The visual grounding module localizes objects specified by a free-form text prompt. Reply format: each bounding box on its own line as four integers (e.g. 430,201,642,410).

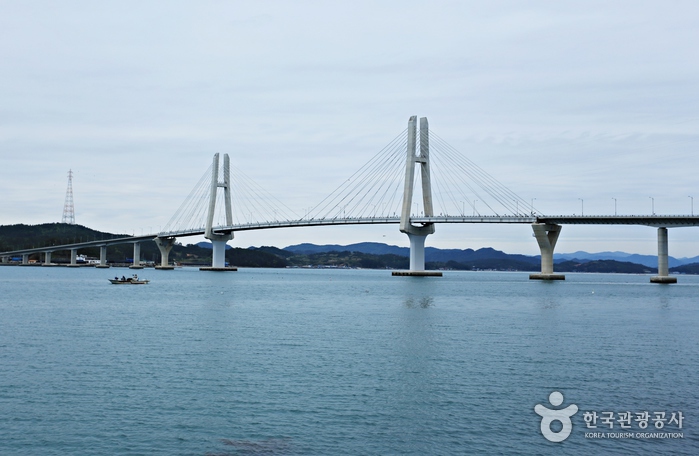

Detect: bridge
3,116,697,283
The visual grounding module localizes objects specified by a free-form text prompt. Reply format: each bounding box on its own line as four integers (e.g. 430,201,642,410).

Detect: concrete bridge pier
129,242,143,269
529,223,565,280
155,237,176,270
67,249,81,267
211,239,227,268
95,245,110,268
392,233,441,277
200,236,237,271
409,233,427,272
21,253,30,265
651,227,676,283
42,251,56,266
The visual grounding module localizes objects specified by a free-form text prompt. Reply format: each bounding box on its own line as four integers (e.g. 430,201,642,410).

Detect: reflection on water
404,296,434,308
538,297,560,309
209,438,293,456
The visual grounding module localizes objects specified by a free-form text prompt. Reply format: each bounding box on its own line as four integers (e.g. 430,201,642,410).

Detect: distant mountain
250,246,296,258
671,262,699,274
426,247,538,265
554,251,699,268
556,259,653,274
282,242,699,273
284,242,539,265
280,243,665,273
285,242,408,256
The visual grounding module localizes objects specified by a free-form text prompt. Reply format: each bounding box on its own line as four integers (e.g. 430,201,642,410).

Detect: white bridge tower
202,153,236,271
394,116,441,276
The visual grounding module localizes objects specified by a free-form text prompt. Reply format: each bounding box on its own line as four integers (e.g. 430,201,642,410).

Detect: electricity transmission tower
62,170,76,224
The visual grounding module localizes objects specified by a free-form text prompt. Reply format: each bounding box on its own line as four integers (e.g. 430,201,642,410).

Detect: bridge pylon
201,153,237,271
393,116,441,277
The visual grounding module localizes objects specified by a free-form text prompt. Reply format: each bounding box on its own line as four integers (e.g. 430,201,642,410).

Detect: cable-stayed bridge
3,116,698,283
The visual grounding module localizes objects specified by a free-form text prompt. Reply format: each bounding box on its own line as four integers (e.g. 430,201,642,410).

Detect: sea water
1,266,697,455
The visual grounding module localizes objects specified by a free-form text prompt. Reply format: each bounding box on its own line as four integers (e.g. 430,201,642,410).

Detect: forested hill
0,223,284,268
0,223,128,251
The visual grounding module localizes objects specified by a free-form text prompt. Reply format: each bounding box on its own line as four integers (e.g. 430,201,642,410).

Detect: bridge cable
305,129,408,220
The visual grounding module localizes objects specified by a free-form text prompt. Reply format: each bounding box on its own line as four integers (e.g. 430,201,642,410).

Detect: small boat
109,274,150,285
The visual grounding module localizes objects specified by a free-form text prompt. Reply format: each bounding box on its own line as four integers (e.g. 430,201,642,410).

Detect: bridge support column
129,242,143,269
95,245,110,268
651,227,676,283
212,239,227,268
393,116,441,277
21,253,29,265
42,251,56,267
529,223,565,280
200,237,237,271
409,233,427,272
67,249,80,267
155,237,176,270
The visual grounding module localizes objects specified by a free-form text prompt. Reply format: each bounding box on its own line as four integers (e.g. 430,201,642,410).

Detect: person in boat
121,275,126,281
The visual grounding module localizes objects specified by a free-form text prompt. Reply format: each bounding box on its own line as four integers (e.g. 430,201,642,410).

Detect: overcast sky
2,1,698,256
